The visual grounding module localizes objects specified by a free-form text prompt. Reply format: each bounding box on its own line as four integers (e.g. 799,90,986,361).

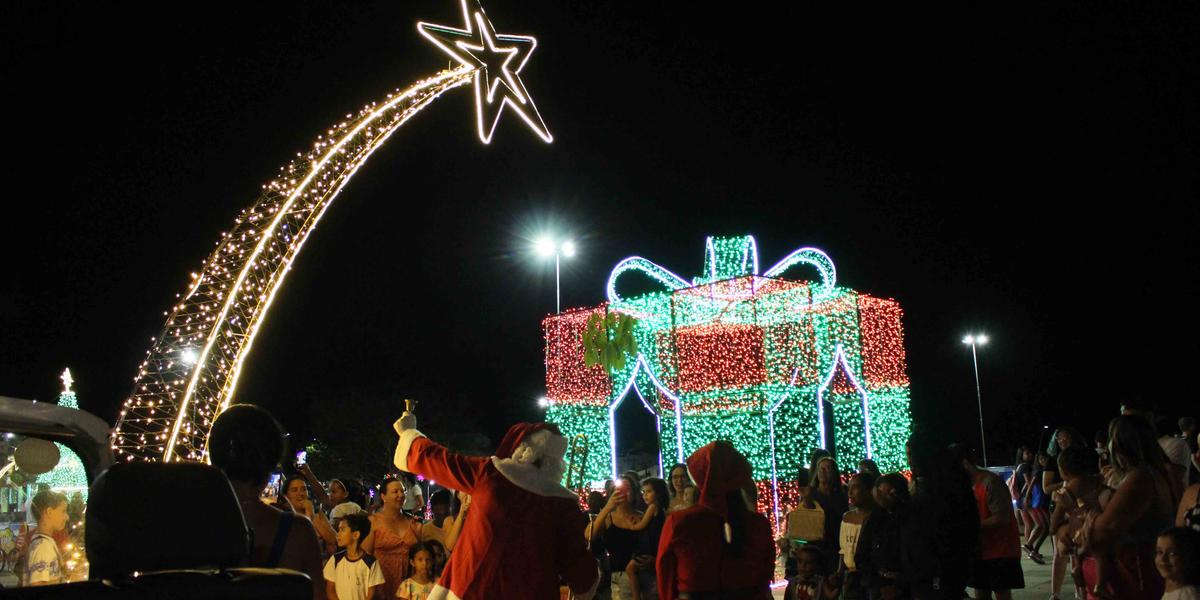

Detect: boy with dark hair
324,511,385,600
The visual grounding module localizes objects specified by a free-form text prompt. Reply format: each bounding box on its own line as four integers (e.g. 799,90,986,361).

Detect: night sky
3,2,1197,463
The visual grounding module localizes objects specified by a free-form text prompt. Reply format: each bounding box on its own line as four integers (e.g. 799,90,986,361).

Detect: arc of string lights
113,0,553,463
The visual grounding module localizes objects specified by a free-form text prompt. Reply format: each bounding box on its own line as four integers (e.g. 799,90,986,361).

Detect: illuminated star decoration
60,367,74,393
418,0,553,144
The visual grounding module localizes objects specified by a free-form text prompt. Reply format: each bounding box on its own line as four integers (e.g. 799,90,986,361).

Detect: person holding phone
592,475,649,600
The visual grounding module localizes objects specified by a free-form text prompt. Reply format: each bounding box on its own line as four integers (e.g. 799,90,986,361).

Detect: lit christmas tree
38,368,89,499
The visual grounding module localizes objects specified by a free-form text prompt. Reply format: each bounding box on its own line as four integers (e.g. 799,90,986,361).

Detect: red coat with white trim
395,418,598,600
656,441,776,600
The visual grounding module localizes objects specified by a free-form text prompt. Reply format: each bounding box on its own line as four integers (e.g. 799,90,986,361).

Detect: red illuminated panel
543,309,612,404
673,324,766,393
857,296,909,389
764,320,820,387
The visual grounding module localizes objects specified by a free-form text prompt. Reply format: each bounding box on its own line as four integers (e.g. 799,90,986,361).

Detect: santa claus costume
394,415,599,600
656,441,776,600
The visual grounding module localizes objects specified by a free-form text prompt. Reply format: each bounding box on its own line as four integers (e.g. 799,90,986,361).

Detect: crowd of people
11,398,1200,600
766,402,1200,600
1000,403,1200,600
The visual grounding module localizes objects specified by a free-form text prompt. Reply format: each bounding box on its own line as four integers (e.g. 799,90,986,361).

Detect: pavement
769,549,1060,599
1012,550,1057,600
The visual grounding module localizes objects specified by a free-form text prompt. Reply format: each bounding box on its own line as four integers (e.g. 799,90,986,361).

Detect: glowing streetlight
535,237,557,257
962,333,989,466
537,396,550,409
534,237,575,313
180,348,199,366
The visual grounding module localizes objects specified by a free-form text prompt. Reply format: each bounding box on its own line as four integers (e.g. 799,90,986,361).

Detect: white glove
394,413,417,435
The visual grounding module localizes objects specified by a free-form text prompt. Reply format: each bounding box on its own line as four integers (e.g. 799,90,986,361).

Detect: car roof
0,395,114,481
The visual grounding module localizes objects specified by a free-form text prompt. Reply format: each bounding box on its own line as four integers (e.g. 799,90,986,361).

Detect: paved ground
770,550,1060,599
1012,551,1057,600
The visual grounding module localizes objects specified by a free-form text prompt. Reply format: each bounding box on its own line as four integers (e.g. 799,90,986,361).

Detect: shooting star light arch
112,0,552,463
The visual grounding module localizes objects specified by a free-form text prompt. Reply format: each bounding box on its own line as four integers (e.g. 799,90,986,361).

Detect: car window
1,431,89,587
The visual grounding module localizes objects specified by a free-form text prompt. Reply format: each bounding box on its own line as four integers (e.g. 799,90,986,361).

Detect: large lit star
418,0,553,144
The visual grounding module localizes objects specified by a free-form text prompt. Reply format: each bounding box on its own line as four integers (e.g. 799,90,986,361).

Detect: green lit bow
582,312,639,374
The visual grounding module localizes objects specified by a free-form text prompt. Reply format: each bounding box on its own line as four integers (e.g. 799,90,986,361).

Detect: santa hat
488,422,576,500
686,441,754,543
495,422,566,461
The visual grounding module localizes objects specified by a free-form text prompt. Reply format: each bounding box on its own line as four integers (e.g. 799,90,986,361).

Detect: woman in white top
836,472,877,599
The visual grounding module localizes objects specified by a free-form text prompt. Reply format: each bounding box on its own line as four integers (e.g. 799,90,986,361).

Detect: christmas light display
39,369,89,499
418,0,552,143
543,235,912,530
112,0,552,463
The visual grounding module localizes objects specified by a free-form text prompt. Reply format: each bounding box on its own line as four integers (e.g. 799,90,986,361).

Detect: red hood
495,422,563,459
686,441,753,516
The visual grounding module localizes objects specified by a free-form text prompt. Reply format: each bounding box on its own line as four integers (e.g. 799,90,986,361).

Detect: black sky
2,1,1197,461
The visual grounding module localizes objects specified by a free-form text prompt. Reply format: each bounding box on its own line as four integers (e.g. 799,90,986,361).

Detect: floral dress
373,516,422,598
396,577,435,599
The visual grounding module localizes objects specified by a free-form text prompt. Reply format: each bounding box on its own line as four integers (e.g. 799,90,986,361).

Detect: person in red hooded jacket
393,411,599,600
656,441,776,600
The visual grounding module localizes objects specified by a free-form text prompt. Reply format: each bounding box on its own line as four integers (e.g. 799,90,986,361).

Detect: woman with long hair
362,474,428,598
1080,415,1182,599
667,463,695,513
591,473,650,600
837,471,877,599
625,477,670,600
1010,446,1040,561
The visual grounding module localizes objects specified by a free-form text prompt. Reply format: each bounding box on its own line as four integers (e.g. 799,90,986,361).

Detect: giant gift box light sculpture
542,236,912,528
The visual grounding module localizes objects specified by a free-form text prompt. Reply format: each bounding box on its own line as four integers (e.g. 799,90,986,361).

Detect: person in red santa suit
393,412,599,600
656,440,776,600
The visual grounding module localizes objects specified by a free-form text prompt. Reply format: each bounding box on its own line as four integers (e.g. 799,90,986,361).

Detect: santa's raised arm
394,413,599,600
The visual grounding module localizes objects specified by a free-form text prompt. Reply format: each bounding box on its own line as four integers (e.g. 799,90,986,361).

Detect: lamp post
535,237,575,313
962,334,989,466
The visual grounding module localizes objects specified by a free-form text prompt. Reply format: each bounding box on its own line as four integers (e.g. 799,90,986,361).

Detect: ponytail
723,489,747,558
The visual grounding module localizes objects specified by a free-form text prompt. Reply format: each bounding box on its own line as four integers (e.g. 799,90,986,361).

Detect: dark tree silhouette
304,384,491,482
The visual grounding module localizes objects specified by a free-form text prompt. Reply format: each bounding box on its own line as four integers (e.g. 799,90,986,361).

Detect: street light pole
535,236,574,314
963,334,989,466
970,341,987,467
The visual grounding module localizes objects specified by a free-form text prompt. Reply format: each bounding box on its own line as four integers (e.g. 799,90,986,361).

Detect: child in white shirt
324,512,385,600
23,490,69,587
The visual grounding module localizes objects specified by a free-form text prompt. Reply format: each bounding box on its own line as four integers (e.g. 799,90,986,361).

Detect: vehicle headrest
86,462,249,580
